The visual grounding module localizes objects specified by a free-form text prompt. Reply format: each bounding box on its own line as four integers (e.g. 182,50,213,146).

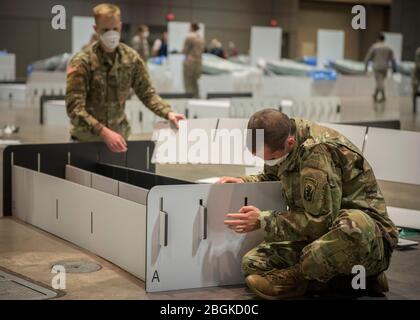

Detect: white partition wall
383,32,403,64
146,181,285,292
363,128,420,230
320,123,367,152
364,128,420,186
250,26,282,66
12,163,285,292
13,165,147,279
317,29,344,68
0,54,15,81
72,16,95,54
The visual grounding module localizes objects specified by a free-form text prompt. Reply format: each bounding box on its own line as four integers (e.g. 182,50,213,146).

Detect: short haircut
191,22,200,32
246,109,295,153
138,24,148,32
93,3,121,24
378,33,385,41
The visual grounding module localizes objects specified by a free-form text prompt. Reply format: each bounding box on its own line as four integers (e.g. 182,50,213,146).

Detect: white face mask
264,153,289,166
143,31,149,38
100,30,120,51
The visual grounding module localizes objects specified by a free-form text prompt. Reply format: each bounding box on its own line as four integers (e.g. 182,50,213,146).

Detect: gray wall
0,0,299,78
390,0,420,61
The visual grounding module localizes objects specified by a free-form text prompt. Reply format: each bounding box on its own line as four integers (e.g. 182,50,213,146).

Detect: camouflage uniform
364,42,396,101
66,41,172,141
182,32,204,98
241,118,398,283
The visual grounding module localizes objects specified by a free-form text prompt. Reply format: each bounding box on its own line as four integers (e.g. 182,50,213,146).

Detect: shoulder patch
67,65,77,75
303,178,316,202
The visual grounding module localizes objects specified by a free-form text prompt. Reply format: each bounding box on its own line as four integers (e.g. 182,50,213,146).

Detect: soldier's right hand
217,177,245,184
100,127,128,153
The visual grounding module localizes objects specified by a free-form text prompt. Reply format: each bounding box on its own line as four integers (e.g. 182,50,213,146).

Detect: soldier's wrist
258,211,272,231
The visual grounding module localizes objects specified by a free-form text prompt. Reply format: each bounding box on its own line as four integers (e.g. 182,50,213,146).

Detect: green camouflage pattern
65,41,172,141
241,118,398,282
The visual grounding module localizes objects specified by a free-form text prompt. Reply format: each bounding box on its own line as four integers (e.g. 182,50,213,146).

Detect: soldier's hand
224,205,261,233
100,127,128,153
168,112,186,129
217,177,245,184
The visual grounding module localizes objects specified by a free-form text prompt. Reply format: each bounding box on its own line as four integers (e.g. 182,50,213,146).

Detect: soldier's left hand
168,112,186,129
224,205,261,234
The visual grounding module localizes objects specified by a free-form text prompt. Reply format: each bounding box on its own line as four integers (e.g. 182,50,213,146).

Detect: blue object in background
149,56,167,65
307,69,337,81
0,50,8,56
302,56,317,66
26,64,34,75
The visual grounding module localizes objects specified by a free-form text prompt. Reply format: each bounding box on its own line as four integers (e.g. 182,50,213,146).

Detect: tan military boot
245,264,308,300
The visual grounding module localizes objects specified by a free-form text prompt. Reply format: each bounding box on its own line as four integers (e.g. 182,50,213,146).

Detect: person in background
182,22,204,98
152,31,168,57
412,47,420,113
66,3,184,152
227,41,239,58
131,24,150,61
364,33,396,103
209,38,226,59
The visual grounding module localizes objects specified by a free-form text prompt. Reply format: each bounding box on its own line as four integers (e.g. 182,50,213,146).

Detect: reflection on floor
1,217,419,300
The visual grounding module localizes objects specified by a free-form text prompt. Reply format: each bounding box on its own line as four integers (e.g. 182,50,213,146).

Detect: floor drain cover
0,270,58,300
51,261,102,273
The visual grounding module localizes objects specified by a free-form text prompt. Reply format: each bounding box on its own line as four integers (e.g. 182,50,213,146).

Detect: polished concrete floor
1,95,420,299
1,217,419,300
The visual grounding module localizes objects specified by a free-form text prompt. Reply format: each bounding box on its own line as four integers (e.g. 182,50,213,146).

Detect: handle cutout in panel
159,211,168,247
199,202,208,240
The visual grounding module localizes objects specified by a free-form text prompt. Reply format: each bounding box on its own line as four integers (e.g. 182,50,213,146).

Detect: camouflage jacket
65,41,172,141
242,118,398,249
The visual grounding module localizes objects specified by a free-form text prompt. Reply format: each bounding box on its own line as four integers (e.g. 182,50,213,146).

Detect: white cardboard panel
250,26,282,66
146,181,286,292
43,100,69,127
72,16,95,54
65,165,91,187
152,119,219,164
320,123,367,152
363,128,420,185
187,99,231,119
388,206,420,230
383,32,403,64
91,173,119,196
317,29,344,68
89,192,147,279
118,181,148,206
13,165,146,280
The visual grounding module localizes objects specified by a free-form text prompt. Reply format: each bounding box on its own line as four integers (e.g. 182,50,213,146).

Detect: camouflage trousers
242,209,391,282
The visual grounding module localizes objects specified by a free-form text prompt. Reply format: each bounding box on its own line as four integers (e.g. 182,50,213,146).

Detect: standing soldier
220,109,398,300
182,22,204,98
131,25,150,62
66,4,184,152
364,33,397,103
412,47,420,113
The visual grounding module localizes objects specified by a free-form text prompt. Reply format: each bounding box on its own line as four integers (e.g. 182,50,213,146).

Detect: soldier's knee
335,209,375,241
